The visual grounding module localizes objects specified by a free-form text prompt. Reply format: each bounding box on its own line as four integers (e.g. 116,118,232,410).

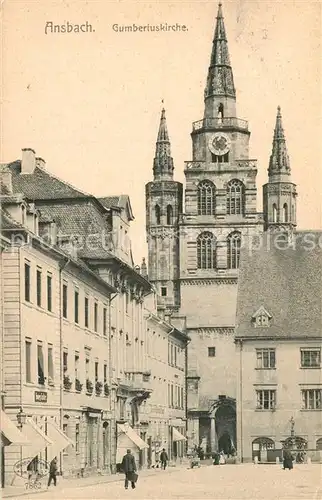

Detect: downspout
59,257,70,476
238,339,244,463
109,292,118,474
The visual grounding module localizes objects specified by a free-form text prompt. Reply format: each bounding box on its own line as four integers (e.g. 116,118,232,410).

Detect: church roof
235,232,322,340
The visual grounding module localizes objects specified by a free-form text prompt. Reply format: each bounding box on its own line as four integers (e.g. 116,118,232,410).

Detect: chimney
21,148,36,174
36,157,46,169
0,167,13,194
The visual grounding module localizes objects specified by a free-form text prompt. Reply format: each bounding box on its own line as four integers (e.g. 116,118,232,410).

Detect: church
145,3,298,456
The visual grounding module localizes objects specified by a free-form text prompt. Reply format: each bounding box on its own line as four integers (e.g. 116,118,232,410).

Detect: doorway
215,404,236,454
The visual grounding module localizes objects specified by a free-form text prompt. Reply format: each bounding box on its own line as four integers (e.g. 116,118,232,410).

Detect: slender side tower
263,106,297,231
145,108,183,318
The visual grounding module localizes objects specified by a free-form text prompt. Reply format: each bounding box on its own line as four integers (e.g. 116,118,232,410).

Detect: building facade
145,3,298,456
235,232,322,463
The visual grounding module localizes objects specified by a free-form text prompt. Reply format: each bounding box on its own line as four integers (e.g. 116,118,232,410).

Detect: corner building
146,3,298,455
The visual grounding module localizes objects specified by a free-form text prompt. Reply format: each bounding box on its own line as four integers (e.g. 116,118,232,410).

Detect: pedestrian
283,447,294,470
47,458,58,487
160,448,169,470
121,449,137,490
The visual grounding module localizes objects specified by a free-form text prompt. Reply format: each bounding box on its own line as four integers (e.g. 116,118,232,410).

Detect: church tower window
166,205,173,225
283,203,288,222
197,232,216,269
272,204,277,223
227,232,241,269
226,179,245,215
155,204,161,225
198,181,216,215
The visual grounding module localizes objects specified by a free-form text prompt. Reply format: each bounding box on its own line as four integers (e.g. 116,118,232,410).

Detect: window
171,384,174,407
181,387,184,409
74,290,79,324
256,390,276,410
62,283,68,319
85,357,90,379
198,181,215,216
48,344,54,384
24,262,31,302
197,232,216,269
166,205,173,225
94,302,98,332
85,297,89,328
95,361,99,382
75,353,79,380
161,287,167,297
316,438,322,450
283,203,288,222
37,343,45,385
227,232,241,269
208,347,216,357
256,314,269,327
104,364,108,383
125,293,129,314
301,349,320,368
174,346,177,366
75,423,80,453
25,339,32,383
155,205,161,225
302,389,322,410
63,351,68,374
103,307,107,336
226,179,245,215
256,349,276,369
119,398,125,419
272,204,277,223
47,274,52,312
36,268,42,307
212,152,229,163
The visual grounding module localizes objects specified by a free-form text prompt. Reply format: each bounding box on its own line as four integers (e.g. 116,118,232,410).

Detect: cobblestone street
7,464,322,500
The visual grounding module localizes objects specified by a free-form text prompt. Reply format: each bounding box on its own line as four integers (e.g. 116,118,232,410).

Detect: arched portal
215,403,236,455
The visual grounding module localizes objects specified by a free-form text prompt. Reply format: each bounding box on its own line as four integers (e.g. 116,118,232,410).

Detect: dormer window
252,306,272,328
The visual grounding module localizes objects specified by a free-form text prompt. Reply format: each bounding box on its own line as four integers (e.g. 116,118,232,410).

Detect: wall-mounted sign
34,391,47,403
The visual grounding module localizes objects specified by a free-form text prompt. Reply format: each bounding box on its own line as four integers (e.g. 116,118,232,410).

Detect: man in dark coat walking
160,448,168,470
121,449,137,489
47,458,58,487
283,447,294,470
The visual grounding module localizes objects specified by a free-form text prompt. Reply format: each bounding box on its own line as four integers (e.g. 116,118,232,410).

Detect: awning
21,418,53,464
117,423,148,449
0,410,31,446
46,420,75,462
172,427,187,442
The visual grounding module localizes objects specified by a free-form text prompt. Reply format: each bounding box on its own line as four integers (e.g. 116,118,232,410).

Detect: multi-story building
138,294,188,467
145,3,298,455
0,180,117,484
235,231,322,463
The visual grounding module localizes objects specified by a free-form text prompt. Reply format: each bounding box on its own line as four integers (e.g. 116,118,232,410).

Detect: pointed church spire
205,3,235,102
268,106,291,178
153,107,174,181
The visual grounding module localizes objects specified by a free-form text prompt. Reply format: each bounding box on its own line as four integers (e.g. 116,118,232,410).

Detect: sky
2,0,322,264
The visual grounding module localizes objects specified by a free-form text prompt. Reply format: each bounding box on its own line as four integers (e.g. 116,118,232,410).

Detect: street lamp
16,407,27,428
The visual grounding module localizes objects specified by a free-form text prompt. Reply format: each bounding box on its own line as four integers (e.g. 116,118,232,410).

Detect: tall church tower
145,108,183,317
263,106,297,231
178,3,263,453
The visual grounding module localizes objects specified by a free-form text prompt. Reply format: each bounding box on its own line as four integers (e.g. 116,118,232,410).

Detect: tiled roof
235,231,322,340
98,195,134,220
98,196,121,208
0,208,23,230
7,161,90,200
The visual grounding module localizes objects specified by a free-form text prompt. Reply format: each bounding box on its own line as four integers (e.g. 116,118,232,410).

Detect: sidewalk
3,463,189,498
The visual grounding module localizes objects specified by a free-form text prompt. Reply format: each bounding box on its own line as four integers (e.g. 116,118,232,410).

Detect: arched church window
283,203,288,223
166,205,173,225
155,205,161,225
218,103,224,123
227,231,241,269
197,232,216,269
226,179,245,215
292,204,295,221
198,181,216,216
272,204,278,223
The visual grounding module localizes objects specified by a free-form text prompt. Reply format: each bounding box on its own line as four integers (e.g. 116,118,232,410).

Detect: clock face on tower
208,133,231,155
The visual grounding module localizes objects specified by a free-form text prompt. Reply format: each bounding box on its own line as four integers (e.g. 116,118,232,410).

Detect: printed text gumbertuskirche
112,23,188,32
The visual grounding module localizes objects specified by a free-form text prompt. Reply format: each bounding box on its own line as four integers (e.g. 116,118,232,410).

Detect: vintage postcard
0,0,321,499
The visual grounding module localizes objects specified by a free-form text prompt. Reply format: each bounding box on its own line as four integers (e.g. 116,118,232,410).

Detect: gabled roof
98,195,134,221
251,306,272,320
6,161,90,200
235,231,322,340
